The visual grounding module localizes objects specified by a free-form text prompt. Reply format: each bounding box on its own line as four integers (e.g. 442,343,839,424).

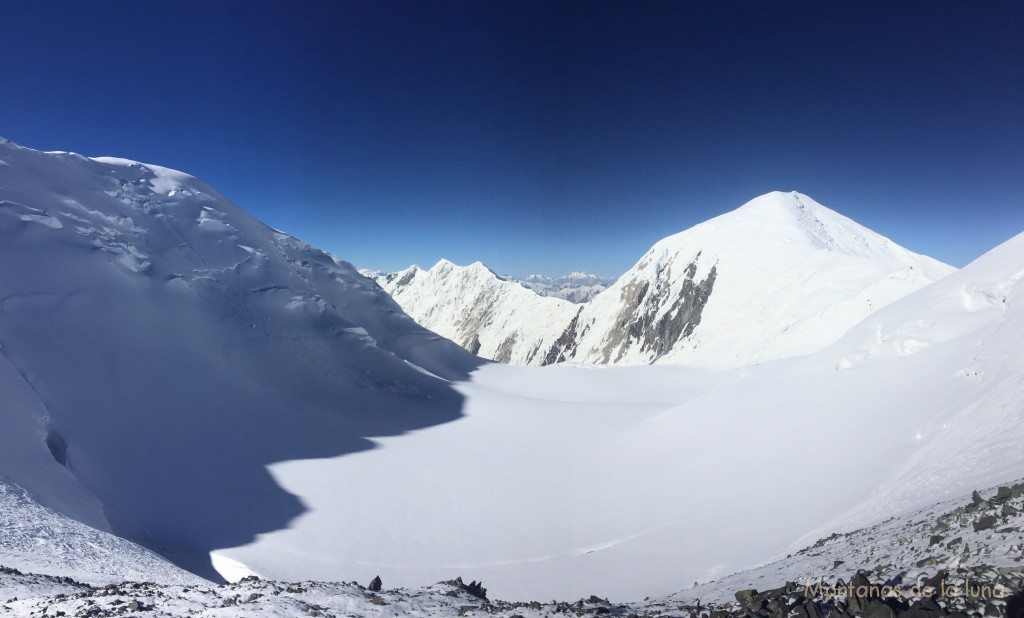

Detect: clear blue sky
3,1,1021,276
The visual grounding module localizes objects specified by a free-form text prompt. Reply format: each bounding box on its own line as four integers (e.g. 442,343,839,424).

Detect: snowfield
1,136,1022,611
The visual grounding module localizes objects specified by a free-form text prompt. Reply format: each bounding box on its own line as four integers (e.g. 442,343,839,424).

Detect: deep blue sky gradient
3,1,1022,275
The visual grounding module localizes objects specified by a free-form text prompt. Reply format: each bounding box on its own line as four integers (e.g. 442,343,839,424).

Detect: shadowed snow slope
0,137,483,580
376,192,954,368
0,476,204,586
227,232,1023,601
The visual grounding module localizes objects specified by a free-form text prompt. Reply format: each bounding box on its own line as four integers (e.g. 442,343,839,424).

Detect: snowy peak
373,258,578,362
565,271,602,280
376,191,955,368
653,191,891,262
587,192,955,367
430,258,495,275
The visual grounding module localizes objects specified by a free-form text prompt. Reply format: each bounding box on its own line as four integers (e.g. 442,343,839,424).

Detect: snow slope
224,231,1023,601
375,192,954,368
0,136,481,581
0,476,203,586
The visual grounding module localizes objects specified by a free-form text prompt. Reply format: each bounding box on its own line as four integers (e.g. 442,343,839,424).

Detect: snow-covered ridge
374,191,955,368
0,136,481,582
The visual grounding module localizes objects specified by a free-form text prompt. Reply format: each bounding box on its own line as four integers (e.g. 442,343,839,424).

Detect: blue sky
3,1,1022,276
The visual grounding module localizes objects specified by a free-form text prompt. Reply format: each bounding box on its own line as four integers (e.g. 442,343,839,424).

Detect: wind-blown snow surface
225,232,1024,601
375,192,954,368
0,137,481,580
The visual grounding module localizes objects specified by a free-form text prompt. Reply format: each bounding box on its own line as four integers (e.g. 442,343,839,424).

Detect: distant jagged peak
432,257,456,270
465,260,494,273
429,258,499,278
518,271,612,284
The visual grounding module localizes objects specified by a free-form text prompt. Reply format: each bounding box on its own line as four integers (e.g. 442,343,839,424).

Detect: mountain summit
374,191,954,368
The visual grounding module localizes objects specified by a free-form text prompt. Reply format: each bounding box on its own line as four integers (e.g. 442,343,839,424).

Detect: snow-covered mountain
373,192,954,368
513,272,616,303
0,136,480,581
3,137,1022,606
371,260,580,362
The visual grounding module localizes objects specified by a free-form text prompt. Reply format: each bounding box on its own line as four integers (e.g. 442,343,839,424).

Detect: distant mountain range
357,269,616,304
513,272,616,303
370,191,954,368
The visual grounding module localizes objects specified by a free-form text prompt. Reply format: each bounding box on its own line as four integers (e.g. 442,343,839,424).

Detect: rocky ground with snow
3,481,1021,617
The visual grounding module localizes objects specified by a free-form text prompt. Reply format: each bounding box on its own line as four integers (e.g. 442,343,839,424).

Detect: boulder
368,575,382,592
974,515,998,532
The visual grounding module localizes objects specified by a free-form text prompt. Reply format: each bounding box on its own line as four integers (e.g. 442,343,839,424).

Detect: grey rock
862,600,896,618
974,516,998,532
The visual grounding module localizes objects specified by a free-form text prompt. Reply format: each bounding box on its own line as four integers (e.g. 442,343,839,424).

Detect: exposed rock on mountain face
601,256,717,362
372,192,954,369
543,306,585,365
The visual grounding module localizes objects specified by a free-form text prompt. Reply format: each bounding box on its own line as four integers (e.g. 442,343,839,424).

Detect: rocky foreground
2,482,1022,617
